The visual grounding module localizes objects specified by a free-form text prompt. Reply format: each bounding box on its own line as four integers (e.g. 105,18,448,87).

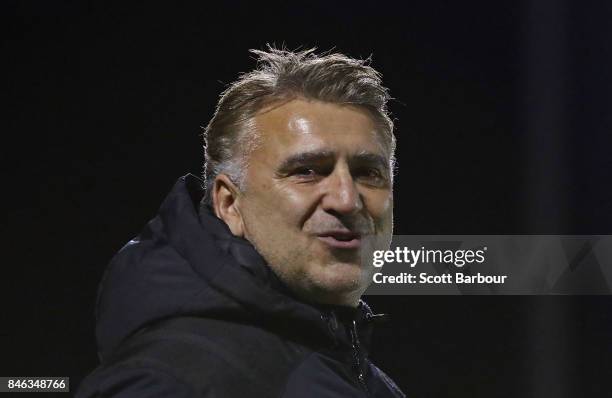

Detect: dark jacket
77,174,405,397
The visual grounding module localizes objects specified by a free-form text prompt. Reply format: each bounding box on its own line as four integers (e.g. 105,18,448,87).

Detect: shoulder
76,364,194,398
79,317,310,398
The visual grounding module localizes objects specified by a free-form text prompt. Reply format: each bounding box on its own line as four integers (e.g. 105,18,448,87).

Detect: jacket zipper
349,319,369,395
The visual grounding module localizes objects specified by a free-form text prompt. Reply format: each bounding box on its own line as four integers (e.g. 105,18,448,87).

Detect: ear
212,174,245,237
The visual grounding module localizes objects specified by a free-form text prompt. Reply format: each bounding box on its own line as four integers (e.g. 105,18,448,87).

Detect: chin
312,262,366,295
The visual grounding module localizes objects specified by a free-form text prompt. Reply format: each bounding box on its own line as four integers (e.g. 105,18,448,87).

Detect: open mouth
316,231,362,249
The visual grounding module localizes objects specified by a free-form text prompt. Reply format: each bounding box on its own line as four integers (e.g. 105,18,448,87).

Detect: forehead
251,99,388,158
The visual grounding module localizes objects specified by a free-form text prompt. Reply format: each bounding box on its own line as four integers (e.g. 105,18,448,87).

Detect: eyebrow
276,150,334,173
352,150,390,171
276,150,389,173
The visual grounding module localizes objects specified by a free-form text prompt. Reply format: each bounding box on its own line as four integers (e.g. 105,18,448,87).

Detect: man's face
233,99,393,306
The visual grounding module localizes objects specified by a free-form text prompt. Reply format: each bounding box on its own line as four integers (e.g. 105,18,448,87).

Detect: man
77,47,405,397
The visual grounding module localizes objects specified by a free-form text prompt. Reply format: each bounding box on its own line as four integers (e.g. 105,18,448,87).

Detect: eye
355,167,387,186
293,167,317,177
290,166,327,182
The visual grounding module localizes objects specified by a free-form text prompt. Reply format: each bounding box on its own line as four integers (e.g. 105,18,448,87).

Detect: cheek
365,190,393,222
275,186,321,229
247,182,318,229
367,193,393,250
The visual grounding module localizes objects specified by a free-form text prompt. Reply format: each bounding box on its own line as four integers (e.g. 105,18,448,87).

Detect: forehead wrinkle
250,99,391,168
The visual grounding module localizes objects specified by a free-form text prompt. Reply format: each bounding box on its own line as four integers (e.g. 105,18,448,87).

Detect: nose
320,166,364,216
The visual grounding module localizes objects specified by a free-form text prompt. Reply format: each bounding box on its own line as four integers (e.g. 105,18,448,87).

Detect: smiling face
213,98,393,307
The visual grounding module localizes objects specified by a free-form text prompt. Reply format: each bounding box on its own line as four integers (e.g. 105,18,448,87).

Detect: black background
3,1,612,397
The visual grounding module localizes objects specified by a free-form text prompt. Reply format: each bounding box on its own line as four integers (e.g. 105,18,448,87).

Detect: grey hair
202,45,395,205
